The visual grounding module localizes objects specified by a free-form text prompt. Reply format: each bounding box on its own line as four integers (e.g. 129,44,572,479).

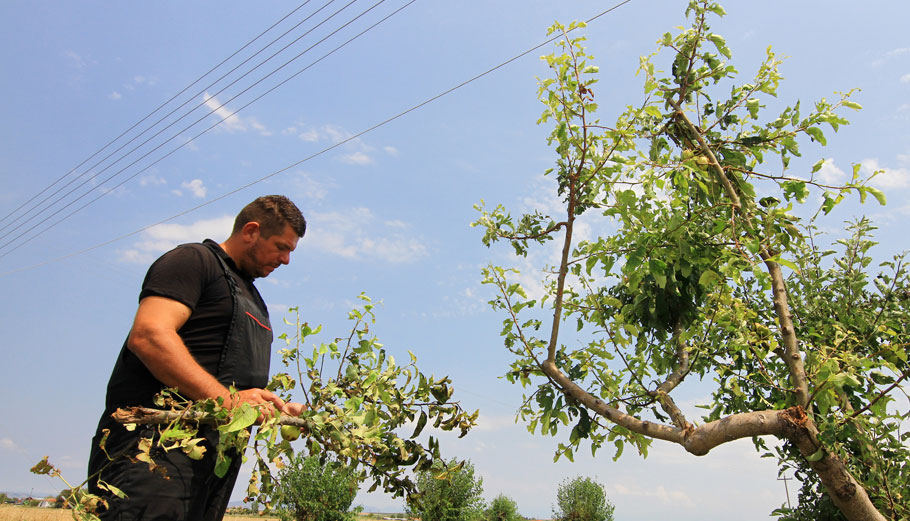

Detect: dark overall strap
202,242,272,389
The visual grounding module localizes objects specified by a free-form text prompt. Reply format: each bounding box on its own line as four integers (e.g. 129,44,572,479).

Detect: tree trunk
538,363,887,521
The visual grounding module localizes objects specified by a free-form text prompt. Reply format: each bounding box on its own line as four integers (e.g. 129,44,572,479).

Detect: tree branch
650,323,691,430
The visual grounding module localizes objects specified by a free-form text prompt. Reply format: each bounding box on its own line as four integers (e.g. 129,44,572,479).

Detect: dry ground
0,504,281,521
0,505,408,521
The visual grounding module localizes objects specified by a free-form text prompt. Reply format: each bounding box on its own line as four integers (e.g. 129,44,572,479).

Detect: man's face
242,223,299,278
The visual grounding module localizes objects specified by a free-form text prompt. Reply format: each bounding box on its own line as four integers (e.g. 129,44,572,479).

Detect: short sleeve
138,244,217,312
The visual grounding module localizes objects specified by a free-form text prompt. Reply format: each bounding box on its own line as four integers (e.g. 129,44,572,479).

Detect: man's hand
283,402,307,416
229,388,287,421
228,389,306,421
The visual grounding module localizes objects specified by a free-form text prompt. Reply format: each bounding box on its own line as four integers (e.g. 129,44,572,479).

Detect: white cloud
0,438,23,453
299,128,320,142
139,174,166,187
284,122,384,166
108,91,122,100
62,49,91,69
203,92,244,132
183,136,200,151
118,215,233,264
322,125,348,143
901,73,910,84
521,174,566,217
249,119,271,137
307,208,428,263
180,179,207,198
340,151,373,165
872,47,910,67
289,171,333,201
610,483,696,508
815,158,847,185
862,158,910,189
202,92,271,136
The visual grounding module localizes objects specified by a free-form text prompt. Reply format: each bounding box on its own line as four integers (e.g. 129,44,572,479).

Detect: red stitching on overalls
245,311,271,331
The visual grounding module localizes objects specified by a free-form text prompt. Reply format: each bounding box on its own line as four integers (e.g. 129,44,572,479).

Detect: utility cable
0,0,405,259
0,0,635,276
0,0,356,245
0,0,314,230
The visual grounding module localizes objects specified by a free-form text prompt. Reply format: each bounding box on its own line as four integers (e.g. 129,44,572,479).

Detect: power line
0,0,315,230
0,0,635,276
0,0,392,255
0,0,407,260
0,0,357,245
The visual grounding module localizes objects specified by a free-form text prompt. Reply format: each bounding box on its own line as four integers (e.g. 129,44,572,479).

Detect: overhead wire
0,0,635,277
0,0,407,261
0,0,315,231
0,0,394,256
0,0,359,247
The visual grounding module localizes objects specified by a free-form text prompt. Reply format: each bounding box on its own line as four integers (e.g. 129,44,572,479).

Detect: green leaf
746,98,759,119
775,258,800,274
865,186,887,205
707,34,732,58
805,126,826,145
806,447,825,462
219,404,258,433
96,479,127,499
644,105,662,118
698,270,721,287
214,453,233,478
411,411,428,439
811,159,825,173
842,100,862,110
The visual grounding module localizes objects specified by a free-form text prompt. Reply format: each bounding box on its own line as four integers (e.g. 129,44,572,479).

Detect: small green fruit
280,425,301,441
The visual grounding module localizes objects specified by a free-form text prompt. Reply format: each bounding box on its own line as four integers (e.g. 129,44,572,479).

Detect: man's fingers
284,402,306,416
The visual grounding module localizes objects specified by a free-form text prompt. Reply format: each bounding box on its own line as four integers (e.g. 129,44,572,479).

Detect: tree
473,2,908,520
407,459,485,521
552,476,614,521
484,494,522,521
273,453,360,521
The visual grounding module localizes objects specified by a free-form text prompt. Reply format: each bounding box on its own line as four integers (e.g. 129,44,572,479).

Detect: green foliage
406,459,485,521
273,453,360,521
552,476,614,521
769,219,910,519
33,294,478,520
473,1,906,519
484,494,523,521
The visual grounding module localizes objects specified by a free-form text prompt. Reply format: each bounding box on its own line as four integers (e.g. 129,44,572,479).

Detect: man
88,195,307,520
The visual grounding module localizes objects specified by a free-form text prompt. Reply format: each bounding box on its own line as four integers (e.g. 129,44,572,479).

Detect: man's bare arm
127,296,291,414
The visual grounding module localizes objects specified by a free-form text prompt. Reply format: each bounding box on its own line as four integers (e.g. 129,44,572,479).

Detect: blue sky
1,1,908,519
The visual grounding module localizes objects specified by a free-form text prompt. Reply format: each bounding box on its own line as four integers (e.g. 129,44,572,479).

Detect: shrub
273,453,360,521
552,476,614,521
407,459,484,521
484,494,522,521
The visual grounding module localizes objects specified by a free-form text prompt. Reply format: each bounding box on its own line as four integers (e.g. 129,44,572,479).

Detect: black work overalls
88,242,273,521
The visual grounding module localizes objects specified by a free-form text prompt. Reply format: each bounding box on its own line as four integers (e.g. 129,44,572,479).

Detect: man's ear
240,221,261,243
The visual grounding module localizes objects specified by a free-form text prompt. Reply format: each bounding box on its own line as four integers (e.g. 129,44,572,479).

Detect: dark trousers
88,424,242,521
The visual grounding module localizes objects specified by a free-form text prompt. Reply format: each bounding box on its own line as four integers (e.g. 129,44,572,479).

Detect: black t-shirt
102,239,268,411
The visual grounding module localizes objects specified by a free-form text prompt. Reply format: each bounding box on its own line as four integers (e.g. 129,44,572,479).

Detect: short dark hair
233,195,306,238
